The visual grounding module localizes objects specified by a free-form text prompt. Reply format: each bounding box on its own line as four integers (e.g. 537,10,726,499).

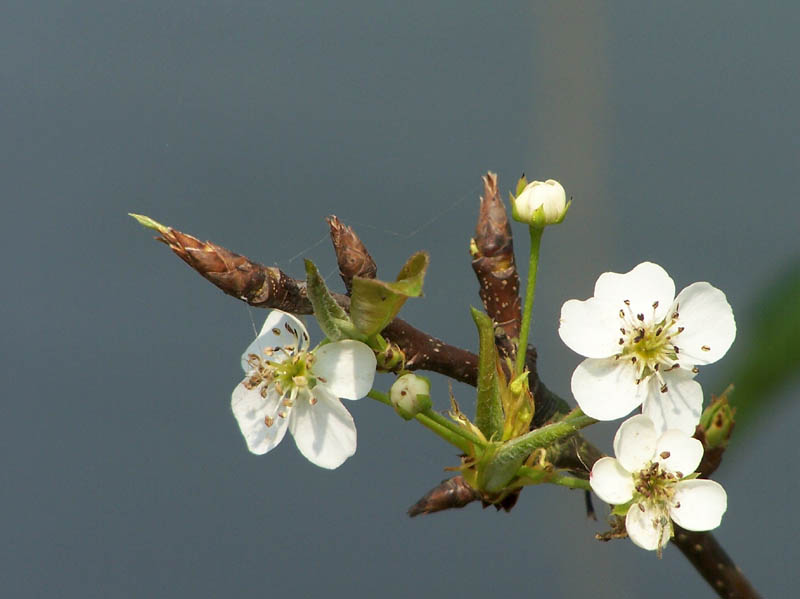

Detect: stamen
619,338,624,345
672,312,679,320
264,416,274,427
691,367,699,374
660,451,670,459
619,309,625,319
271,327,281,336
620,328,627,335
652,301,659,309
623,299,630,306
655,327,663,336
677,326,684,334
637,313,644,321
701,345,711,352
309,396,318,406
660,383,668,393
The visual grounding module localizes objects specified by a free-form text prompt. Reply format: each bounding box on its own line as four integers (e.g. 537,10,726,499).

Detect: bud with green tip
511,178,569,227
390,373,432,420
699,393,736,450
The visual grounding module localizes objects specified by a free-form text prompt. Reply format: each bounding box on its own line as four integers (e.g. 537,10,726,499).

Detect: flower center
615,299,686,391
244,348,319,426
630,455,685,552
633,459,679,503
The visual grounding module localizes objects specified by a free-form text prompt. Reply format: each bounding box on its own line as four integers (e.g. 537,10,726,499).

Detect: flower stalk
515,225,544,375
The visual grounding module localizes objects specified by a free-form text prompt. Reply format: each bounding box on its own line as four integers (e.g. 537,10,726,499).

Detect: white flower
511,179,568,226
559,262,735,434
590,415,727,551
231,310,377,469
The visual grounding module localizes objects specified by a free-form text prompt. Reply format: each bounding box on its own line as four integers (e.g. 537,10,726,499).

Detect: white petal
626,502,672,551
670,480,727,531
654,430,703,477
672,282,736,366
570,358,646,421
558,297,623,358
313,340,376,400
593,262,675,322
289,387,357,469
590,457,635,505
642,369,703,435
613,415,658,473
240,310,309,372
230,381,289,455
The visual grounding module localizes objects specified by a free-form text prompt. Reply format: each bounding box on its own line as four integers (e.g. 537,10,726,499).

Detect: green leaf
304,259,352,341
471,307,504,440
480,411,596,492
721,260,800,431
349,252,429,336
477,442,526,494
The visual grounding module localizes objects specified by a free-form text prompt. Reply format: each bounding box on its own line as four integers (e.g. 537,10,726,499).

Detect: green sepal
611,500,633,518
305,259,356,341
471,307,504,440
350,252,429,336
514,175,529,197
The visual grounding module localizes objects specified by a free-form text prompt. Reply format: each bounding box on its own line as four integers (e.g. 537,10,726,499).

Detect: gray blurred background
3,1,798,597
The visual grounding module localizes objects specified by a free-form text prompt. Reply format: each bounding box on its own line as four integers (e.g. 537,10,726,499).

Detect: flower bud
390,373,432,420
699,394,735,450
511,179,568,227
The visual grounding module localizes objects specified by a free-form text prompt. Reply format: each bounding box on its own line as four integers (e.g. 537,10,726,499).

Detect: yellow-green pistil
244,347,320,426
615,300,692,392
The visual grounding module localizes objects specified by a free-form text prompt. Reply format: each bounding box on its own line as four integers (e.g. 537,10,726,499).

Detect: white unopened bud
390,373,432,420
511,179,568,227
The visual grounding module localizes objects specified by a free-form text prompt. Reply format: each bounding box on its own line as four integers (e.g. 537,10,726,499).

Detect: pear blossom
590,415,727,551
231,310,377,469
511,179,568,226
559,262,735,434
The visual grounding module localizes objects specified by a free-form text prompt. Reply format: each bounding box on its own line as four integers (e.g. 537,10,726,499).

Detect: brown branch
672,528,762,599
146,222,481,385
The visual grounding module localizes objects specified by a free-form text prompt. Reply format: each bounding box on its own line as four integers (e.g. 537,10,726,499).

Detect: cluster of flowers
559,261,735,550
229,179,735,552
